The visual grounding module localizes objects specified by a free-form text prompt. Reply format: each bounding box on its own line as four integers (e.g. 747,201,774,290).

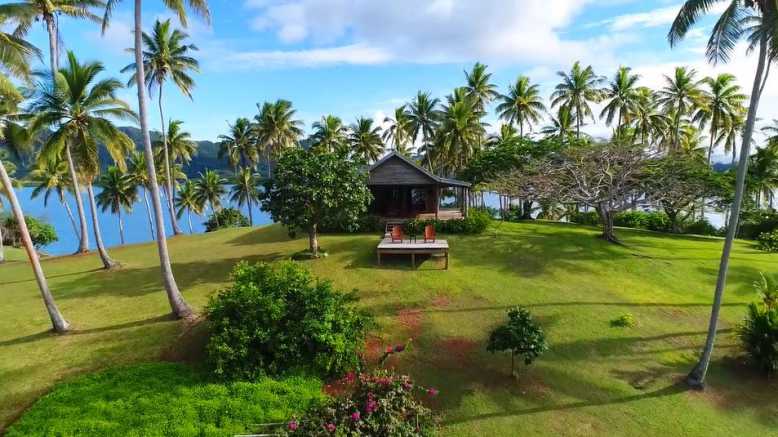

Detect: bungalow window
439,188,459,210
411,188,427,212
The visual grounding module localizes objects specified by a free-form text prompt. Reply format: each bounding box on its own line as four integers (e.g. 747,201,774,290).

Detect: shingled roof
367,152,471,188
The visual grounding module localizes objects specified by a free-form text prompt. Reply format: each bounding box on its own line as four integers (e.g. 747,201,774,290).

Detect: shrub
1,215,58,249
404,209,492,236
204,207,250,232
613,211,671,232
610,313,636,328
683,219,719,236
486,306,548,377
757,230,778,252
754,273,778,310
206,261,372,380
738,210,778,240
738,303,778,375
7,363,324,437
568,210,600,226
281,369,437,436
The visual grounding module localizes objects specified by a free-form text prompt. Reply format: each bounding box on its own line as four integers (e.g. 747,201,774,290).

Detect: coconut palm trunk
141,187,155,239
118,208,125,245
85,183,115,269
0,158,69,332
187,209,193,234
60,194,80,240
46,15,89,254
158,86,183,235
64,143,90,253
687,35,768,389
247,197,253,226
133,0,192,319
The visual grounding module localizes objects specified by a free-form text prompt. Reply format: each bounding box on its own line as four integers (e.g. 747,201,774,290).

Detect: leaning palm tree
310,114,348,154
217,117,256,172
122,18,199,236
656,67,704,152
382,107,413,155
254,99,303,178
348,117,384,163
102,0,209,319
229,168,259,226
600,66,641,129
668,0,778,388
464,62,499,112
31,51,137,270
127,150,155,239
551,61,604,138
0,48,69,331
96,165,137,245
194,169,226,218
174,179,201,233
694,74,746,164
496,75,546,137
407,91,440,156
29,156,80,240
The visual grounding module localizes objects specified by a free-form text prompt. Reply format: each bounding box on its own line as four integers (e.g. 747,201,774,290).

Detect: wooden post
463,187,469,218
411,252,416,269
435,185,439,220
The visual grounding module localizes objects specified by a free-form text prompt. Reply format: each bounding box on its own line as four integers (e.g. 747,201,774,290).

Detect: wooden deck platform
376,238,449,269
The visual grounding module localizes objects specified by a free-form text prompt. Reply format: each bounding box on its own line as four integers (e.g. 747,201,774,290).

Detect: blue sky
15,0,776,161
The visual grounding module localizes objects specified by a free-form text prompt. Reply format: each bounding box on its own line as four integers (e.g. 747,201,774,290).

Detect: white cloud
234,0,626,68
599,2,730,31
221,43,392,68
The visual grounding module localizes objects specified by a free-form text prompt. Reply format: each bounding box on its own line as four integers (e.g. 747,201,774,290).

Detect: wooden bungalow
367,152,471,221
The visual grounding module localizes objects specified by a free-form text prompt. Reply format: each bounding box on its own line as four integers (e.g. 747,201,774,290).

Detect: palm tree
600,67,641,129
434,92,485,173
464,62,499,112
96,166,137,245
349,117,384,163
748,143,778,208
217,117,256,172
656,67,704,152
29,157,80,240
541,105,575,142
632,87,670,149
669,0,778,388
487,124,520,148
122,18,199,236
407,91,440,159
496,75,546,137
229,168,259,226
2,1,102,255
764,119,778,145
551,61,604,138
175,179,201,233
102,0,209,319
694,74,746,164
194,169,226,220
382,107,412,155
159,119,197,167
254,99,303,178
31,51,136,270
127,150,155,239
718,112,746,165
0,29,69,330
310,114,348,154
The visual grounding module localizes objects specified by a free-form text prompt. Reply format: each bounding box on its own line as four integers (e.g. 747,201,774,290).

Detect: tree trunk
60,195,80,241
118,208,125,245
0,159,69,332
158,87,183,236
188,209,193,234
65,143,90,254
247,197,253,226
308,224,319,257
142,187,155,240
86,183,115,269
687,34,769,390
134,0,192,319
45,15,58,77
521,199,533,220
596,203,618,243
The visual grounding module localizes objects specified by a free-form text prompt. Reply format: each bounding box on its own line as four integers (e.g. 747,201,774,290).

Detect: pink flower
385,345,394,354
365,398,378,414
402,381,413,390
326,423,336,433
351,411,361,422
427,388,439,397
344,371,356,384
394,344,406,353
288,420,299,432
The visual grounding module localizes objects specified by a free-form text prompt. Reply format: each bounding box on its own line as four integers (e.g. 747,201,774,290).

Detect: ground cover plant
1,223,778,436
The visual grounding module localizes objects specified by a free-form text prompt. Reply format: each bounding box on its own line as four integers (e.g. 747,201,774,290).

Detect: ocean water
2,186,272,256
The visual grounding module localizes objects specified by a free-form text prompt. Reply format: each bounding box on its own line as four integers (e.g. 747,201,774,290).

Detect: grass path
1,222,777,435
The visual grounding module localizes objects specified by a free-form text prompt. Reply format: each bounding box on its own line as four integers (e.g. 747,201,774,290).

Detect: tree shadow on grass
52,252,284,301
0,267,103,286
225,225,298,246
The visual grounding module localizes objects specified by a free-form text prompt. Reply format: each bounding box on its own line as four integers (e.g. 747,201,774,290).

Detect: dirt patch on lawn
431,294,451,309
396,308,424,338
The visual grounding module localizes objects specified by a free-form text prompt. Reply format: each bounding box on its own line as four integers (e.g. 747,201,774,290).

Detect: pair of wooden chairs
390,224,436,243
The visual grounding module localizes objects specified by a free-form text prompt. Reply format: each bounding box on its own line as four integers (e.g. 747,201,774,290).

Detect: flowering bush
757,230,778,252
281,369,437,436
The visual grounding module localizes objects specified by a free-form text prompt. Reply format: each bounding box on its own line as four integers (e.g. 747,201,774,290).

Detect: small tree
487,306,548,377
260,148,372,257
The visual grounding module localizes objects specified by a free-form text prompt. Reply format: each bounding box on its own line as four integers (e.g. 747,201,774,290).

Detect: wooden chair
423,224,436,242
390,225,404,243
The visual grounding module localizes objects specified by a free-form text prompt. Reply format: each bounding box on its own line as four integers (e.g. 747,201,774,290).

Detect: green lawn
1,222,777,435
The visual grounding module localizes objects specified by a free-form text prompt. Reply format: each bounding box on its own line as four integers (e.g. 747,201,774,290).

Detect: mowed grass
1,222,777,436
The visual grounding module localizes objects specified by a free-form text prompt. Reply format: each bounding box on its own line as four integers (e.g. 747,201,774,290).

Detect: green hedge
739,210,778,240
405,209,492,235
7,363,324,437
568,210,719,236
204,208,250,232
